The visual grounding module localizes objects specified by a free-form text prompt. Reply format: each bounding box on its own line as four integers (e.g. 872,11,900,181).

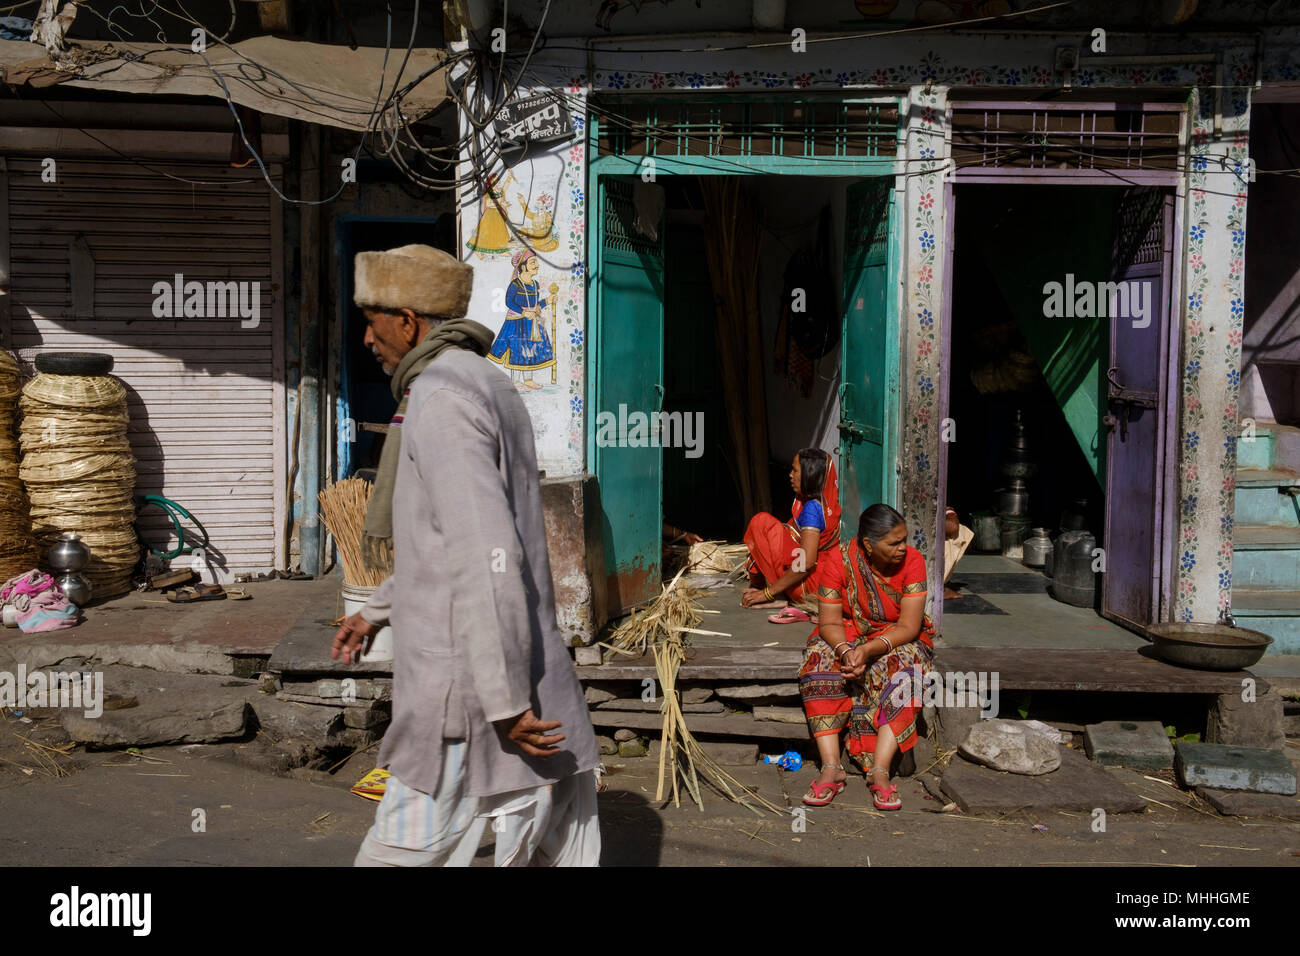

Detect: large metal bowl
1145,622,1273,671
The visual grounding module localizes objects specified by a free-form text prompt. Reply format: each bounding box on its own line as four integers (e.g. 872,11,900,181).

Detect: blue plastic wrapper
763,750,803,772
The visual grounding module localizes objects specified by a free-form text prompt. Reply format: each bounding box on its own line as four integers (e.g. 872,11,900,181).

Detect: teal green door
593,177,666,610
837,179,895,530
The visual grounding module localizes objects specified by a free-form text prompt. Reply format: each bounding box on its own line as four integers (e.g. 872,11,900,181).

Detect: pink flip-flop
870,780,902,810
802,778,845,807
768,605,812,624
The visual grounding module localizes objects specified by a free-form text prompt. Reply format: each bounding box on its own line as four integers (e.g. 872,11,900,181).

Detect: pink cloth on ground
0,569,80,632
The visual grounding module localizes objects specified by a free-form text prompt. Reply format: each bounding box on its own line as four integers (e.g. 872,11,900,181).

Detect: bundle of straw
604,568,783,817
318,478,390,587
18,371,138,598
0,350,37,580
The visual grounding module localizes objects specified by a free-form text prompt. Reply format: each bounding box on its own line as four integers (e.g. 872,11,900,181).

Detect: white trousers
353,741,601,867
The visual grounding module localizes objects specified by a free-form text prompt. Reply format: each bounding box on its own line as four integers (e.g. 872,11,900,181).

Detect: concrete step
1233,470,1300,527
1238,426,1278,470
1231,526,1300,589
1239,424,1300,473
1229,589,1300,654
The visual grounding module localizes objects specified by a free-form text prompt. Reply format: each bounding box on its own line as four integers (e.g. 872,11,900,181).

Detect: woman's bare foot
817,762,848,787
944,586,962,600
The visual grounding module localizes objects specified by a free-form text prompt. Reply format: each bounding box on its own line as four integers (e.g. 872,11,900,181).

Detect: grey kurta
359,347,598,798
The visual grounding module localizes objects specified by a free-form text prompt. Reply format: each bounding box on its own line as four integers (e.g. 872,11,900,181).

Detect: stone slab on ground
64,698,252,748
1175,741,1297,795
1196,787,1300,820
934,706,983,752
267,615,395,677
648,739,759,766
1205,690,1286,750
714,683,800,706
940,747,1146,813
343,701,392,729
959,718,1061,775
596,698,725,714
57,666,261,748
211,735,321,776
752,705,806,724
280,678,392,701
1084,720,1175,771
250,695,344,740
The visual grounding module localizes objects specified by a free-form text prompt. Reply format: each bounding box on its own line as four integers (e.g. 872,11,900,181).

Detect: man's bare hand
331,612,379,665
494,709,565,758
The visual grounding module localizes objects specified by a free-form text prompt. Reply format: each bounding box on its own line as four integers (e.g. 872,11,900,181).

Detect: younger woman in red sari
799,503,935,810
741,448,840,624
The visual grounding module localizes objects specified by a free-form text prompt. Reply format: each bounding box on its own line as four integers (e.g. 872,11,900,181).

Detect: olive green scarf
361,319,495,571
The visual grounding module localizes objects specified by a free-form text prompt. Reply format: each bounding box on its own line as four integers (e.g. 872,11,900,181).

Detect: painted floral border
520,52,1257,622
903,86,943,584
590,56,1220,94
1176,81,1251,623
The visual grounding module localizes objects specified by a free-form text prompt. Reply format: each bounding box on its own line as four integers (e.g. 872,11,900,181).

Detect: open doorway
940,183,1176,645
593,170,898,612
660,176,848,544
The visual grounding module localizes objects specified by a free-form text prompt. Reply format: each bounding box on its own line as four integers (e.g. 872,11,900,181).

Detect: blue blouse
794,499,825,532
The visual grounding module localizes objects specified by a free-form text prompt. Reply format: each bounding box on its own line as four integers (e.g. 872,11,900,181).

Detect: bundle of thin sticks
663,538,751,578
603,568,783,816
318,478,390,587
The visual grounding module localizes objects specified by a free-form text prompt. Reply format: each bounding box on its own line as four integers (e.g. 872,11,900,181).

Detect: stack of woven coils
18,353,139,600
0,349,38,580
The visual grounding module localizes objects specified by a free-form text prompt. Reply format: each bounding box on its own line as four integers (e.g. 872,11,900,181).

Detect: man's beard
372,347,394,376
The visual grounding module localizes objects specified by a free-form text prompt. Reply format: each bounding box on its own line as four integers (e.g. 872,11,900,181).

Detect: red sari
798,538,935,771
743,462,841,605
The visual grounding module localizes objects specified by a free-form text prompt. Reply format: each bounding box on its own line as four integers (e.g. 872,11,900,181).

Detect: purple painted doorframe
936,187,1183,634
933,179,957,631
1103,191,1178,631
932,100,1187,634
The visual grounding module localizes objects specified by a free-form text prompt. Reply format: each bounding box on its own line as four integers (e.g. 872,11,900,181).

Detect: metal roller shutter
3,157,286,582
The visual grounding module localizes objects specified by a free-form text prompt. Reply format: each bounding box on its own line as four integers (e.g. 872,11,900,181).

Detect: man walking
331,244,600,866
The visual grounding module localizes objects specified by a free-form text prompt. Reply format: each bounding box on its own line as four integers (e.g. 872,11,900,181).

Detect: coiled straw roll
19,370,139,599
0,350,38,580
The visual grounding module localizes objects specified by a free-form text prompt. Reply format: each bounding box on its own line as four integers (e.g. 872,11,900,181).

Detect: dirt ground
0,712,1296,868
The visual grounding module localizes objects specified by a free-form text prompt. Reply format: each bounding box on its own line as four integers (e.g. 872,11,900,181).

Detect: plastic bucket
340,581,394,662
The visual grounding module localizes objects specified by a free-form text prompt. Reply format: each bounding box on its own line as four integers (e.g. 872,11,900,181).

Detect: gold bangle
763,587,773,602
880,634,893,652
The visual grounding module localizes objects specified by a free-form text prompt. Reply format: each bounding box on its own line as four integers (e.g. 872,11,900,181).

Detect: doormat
941,593,1008,615
950,572,1051,595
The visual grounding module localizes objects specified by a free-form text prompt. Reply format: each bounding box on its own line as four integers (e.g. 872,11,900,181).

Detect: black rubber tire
34,351,115,376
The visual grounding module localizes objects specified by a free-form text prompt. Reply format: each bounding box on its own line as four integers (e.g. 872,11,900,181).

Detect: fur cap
353,244,474,318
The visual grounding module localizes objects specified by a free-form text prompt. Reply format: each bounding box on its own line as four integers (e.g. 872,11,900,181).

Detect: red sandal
768,605,812,625
802,764,847,807
869,773,902,811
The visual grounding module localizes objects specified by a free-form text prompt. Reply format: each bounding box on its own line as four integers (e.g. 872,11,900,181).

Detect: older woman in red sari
740,448,841,625
799,504,935,810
